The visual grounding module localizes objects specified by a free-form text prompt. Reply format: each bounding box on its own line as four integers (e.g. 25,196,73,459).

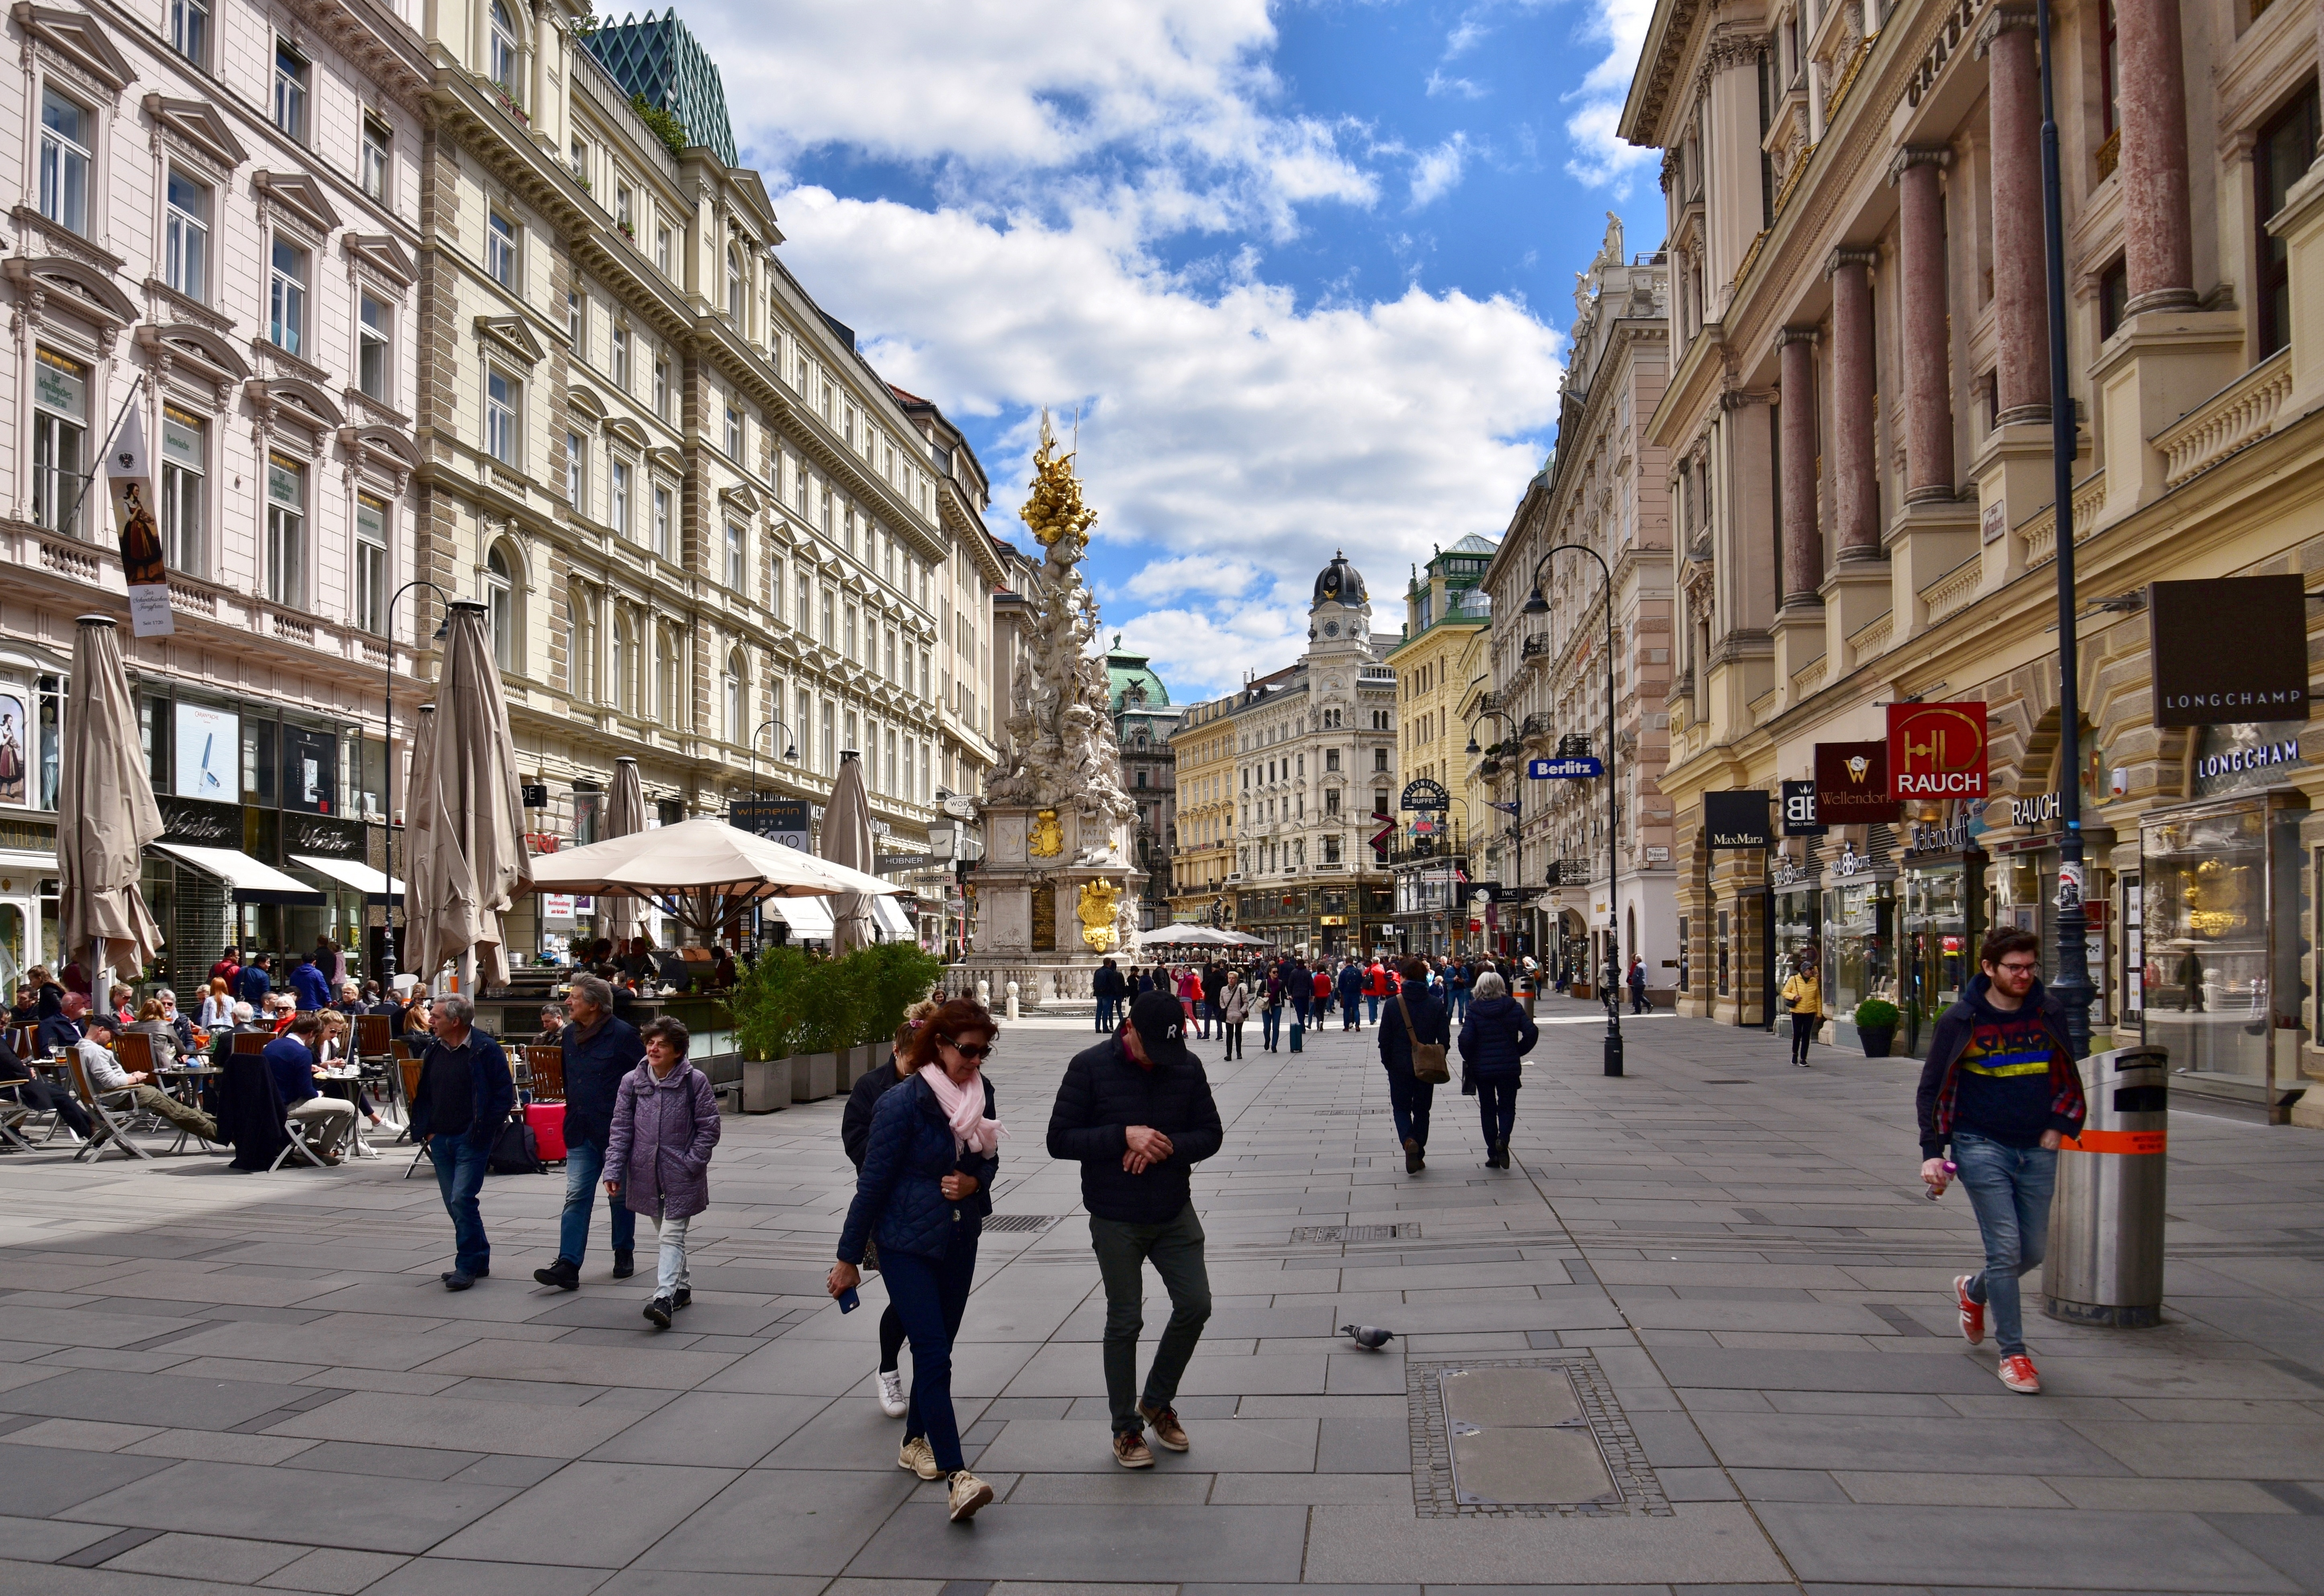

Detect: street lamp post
380,580,452,989
1522,543,1623,1076
746,719,801,795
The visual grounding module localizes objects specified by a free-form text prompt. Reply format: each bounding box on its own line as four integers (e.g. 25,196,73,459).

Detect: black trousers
1790,1013,1816,1062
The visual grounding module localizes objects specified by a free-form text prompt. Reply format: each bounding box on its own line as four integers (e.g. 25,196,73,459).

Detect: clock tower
1308,550,1372,661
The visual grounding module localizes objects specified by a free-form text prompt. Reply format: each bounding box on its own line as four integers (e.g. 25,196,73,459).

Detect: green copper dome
1105,634,1170,713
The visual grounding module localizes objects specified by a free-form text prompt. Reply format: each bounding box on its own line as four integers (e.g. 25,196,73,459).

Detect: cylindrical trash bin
2044,1044,2168,1328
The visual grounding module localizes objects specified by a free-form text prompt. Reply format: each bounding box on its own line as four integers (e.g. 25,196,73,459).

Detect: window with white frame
565,430,585,509
820,587,834,647
613,610,634,713
724,405,741,458
164,170,208,300
884,627,896,681
884,730,897,796
168,0,208,63
39,89,90,234
361,114,391,202
265,454,306,605
844,605,857,662
651,484,671,558
793,459,808,512
795,573,810,633
615,182,633,236
724,521,743,589
655,626,681,724
268,235,307,354
655,224,671,275
569,135,587,180
653,354,670,420
30,349,88,536
565,285,581,342
726,246,745,322
354,494,388,634
160,407,205,574
486,211,517,289
723,650,744,744
488,0,522,95
486,544,516,670
485,367,519,465
820,700,834,771
610,458,632,537
273,41,307,140
610,323,630,387
570,582,596,701
357,293,389,400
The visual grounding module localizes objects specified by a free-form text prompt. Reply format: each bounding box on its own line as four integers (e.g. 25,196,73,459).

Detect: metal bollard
1005,980,1019,1021
2044,1044,2169,1328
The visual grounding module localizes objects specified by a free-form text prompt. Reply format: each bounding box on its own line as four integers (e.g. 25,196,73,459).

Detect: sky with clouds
676,0,1664,700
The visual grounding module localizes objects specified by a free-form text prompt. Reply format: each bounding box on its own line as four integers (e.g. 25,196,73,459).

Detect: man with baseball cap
1048,989,1224,1468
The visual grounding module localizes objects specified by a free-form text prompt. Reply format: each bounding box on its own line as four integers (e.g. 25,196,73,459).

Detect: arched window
655,626,680,726
722,649,745,745
485,543,517,671
726,246,745,323
489,0,521,93
612,610,634,715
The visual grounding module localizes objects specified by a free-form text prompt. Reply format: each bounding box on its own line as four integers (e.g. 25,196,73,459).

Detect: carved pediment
3,254,135,325
719,481,765,514
246,375,345,430
646,446,685,477
343,234,414,288
565,383,607,421
337,423,419,471
602,415,648,448
475,314,544,365
143,95,248,167
138,322,250,384
254,171,342,235
13,3,133,90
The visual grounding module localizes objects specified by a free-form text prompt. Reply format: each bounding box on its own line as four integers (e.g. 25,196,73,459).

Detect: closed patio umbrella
820,750,878,951
604,755,646,945
57,615,164,982
403,601,530,990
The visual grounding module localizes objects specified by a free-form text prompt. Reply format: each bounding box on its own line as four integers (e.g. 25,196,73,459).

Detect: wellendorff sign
2149,575,2312,727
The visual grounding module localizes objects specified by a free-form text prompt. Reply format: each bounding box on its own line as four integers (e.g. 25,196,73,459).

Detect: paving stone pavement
2,995,2320,1596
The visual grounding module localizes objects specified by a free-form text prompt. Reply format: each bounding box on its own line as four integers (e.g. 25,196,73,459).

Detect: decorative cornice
1824,246,1879,278
254,171,343,237
1887,143,1954,184
1719,386,1774,410
1778,323,1821,348
11,3,133,91
475,314,546,366
143,95,249,168
1974,4,2036,57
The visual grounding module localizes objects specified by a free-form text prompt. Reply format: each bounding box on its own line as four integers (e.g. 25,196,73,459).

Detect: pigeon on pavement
1341,1324,1395,1349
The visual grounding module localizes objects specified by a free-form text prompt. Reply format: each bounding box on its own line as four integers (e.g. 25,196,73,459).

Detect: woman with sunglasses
829,997,1003,1522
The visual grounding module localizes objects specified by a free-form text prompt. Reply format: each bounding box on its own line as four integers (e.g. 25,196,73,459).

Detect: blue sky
677,0,1663,698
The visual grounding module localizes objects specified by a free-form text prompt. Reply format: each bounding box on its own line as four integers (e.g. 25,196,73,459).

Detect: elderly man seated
264,1013,356,1165
79,1013,219,1148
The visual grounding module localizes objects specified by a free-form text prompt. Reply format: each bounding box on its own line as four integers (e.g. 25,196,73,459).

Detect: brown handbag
1396,989,1450,1084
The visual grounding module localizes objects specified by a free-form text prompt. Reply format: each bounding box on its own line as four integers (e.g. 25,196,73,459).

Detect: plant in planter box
1853,996,1901,1058
858,941,943,1046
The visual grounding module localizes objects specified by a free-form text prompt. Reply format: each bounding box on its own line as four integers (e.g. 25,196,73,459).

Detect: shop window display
2142,799,2302,1087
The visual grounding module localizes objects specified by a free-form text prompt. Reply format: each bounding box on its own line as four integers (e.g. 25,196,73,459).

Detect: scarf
919,1064,1004,1156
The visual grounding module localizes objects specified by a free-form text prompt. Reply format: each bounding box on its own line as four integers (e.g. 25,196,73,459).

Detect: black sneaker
441,1271,475,1292
644,1295,673,1329
611,1250,635,1279
672,1286,691,1310
533,1257,580,1291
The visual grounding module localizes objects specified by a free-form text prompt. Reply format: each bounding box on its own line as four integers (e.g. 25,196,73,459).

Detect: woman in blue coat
1458,970,1540,1169
829,997,1003,1522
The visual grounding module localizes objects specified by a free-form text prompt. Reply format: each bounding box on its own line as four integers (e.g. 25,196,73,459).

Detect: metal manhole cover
1291,1224,1418,1243
982,1214,1060,1233
1409,1356,1669,1518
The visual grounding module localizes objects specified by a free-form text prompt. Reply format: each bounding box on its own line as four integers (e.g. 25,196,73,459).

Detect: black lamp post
1522,543,1623,1076
381,580,452,989
747,718,801,794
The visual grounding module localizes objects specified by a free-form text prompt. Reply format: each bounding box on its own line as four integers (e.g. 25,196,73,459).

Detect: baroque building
1103,634,1181,930
1385,536,1495,957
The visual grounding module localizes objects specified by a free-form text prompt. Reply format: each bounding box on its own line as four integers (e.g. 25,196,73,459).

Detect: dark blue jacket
290,963,332,1011
237,966,272,1006
1458,995,1539,1081
37,1014,82,1054
1336,964,1365,1005
409,1029,516,1148
836,1073,998,1265
560,1014,643,1149
1047,1034,1223,1224
261,1035,319,1106
1378,984,1450,1076
1092,965,1128,998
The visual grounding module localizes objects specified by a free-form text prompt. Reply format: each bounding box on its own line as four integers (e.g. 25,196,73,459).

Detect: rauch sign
1887,702,1988,800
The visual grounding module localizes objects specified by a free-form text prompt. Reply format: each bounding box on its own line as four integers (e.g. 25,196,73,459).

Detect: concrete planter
741,1058,794,1113
793,1052,840,1102
849,1043,882,1084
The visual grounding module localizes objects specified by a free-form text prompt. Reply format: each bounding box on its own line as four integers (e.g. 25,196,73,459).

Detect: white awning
872,895,916,940
155,843,326,905
289,854,405,902
765,896,835,939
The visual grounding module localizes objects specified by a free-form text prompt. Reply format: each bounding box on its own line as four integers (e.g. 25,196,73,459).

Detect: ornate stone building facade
1385,536,1493,957
1104,635,1182,929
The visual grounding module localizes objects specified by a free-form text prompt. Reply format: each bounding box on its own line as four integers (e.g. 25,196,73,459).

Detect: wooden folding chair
233,1030,270,1054
67,1050,151,1162
398,1056,432,1179
523,1046,564,1103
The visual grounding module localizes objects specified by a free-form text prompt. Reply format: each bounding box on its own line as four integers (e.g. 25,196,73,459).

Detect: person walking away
1628,958,1650,1015
1093,958,1126,1034
829,998,1002,1521
1379,957,1449,1174
1780,956,1824,1066
842,1001,940,1418
1172,965,1204,1037
1917,929,2087,1395
534,975,644,1291
1217,969,1250,1060
1259,965,1283,1052
1048,991,1222,1469
264,1013,356,1164
411,994,516,1290
288,951,331,1012
605,1017,721,1328
1336,958,1365,1031
1364,958,1389,1026
1458,970,1538,1169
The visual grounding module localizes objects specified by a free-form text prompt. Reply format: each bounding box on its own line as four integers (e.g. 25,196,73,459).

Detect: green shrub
630,92,688,157
732,940,940,1058
732,945,812,1061
1853,997,1901,1031
860,941,943,1046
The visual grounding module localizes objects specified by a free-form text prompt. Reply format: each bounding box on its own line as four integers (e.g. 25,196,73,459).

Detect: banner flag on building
1887,703,1987,800
108,406,174,638
1815,741,1899,823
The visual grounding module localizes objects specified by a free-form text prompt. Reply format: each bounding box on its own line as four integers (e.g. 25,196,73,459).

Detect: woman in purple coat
604,1017,722,1328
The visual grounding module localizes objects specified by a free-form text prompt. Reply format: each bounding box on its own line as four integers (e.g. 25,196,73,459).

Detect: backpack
487,1117,543,1175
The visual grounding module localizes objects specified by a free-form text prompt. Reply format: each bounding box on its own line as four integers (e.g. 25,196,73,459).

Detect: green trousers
1088,1203,1213,1435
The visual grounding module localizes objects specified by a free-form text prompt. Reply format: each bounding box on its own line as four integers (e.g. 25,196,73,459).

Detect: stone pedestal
950,802,1142,1010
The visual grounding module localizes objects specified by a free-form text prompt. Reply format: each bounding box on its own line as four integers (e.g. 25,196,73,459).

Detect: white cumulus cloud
1561,0,1659,194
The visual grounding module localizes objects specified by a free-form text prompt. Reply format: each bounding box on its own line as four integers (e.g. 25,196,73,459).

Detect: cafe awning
155,843,326,905
764,896,835,939
290,854,405,904
872,895,915,940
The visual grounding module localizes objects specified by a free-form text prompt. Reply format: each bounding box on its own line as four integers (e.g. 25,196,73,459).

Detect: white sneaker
876,1368,907,1418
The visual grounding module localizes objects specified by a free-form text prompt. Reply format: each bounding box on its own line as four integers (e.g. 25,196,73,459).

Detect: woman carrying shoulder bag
1217,971,1251,1060
1779,954,1824,1067
1379,958,1451,1175
1458,970,1539,1169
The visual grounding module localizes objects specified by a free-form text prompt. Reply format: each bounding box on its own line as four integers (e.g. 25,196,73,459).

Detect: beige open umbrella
821,750,879,951
404,601,530,989
58,615,164,981
603,755,646,945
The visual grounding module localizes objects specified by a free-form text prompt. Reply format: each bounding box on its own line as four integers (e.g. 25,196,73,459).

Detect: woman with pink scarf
829,996,1004,1522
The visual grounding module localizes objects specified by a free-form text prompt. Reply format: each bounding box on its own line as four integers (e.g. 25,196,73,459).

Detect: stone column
1825,247,1882,559
2116,0,2197,313
1892,147,1955,502
1981,10,2048,420
1778,327,1823,604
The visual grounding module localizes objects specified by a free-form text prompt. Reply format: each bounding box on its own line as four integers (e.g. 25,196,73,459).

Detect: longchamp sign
2149,575,2311,726
1887,703,1989,800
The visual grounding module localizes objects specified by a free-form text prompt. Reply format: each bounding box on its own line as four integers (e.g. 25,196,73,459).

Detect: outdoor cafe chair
397,1056,430,1180
522,1046,564,1103
66,1048,150,1163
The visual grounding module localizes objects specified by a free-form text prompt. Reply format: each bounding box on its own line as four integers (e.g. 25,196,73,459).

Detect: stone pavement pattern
0,996,2320,1596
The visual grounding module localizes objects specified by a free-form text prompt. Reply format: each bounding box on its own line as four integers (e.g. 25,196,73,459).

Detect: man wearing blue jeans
1917,928,2086,1395
411,994,516,1291
533,974,642,1291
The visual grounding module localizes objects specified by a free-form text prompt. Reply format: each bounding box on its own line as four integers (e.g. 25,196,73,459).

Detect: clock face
1322,620,1340,637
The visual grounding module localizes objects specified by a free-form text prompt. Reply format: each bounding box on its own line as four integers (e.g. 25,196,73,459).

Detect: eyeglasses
942,1038,992,1060
1996,960,2040,975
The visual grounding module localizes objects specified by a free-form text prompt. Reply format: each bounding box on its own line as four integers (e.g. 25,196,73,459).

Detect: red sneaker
1953,1274,1985,1346
1998,1354,2041,1394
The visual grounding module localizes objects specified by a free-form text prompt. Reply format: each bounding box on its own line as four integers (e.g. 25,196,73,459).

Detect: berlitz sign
2148,575,2312,727
1887,703,1988,800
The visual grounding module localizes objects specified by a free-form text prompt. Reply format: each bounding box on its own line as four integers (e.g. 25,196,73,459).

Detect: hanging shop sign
1887,703,1988,799
1702,790,1772,849
158,795,239,846
730,796,810,850
2149,575,2311,726
1526,757,1604,779
1400,778,1450,812
1780,779,1825,836
1815,741,1901,823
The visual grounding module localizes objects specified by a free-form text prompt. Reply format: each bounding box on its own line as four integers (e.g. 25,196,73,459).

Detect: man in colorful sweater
1915,927,2088,1395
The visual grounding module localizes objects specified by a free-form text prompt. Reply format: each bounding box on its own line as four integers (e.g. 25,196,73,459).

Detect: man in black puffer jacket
1048,990,1225,1470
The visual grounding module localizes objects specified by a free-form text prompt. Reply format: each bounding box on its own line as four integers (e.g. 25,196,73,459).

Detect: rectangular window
611,459,631,536
354,494,388,634
655,225,671,275
168,0,208,62
725,405,742,458
2098,257,2128,341
565,430,585,508
486,368,518,464
820,700,835,773
615,182,633,236
653,355,671,420
723,522,745,590
358,293,389,399
569,135,587,180
164,170,208,300
610,323,630,387
273,41,308,141
2256,80,2322,358
796,572,811,632
884,627,896,681
820,589,835,647
565,285,582,342
160,407,205,573
38,90,90,234
487,211,517,289
796,688,811,760
268,236,306,354
845,710,859,759
361,114,391,202
652,485,672,558
30,348,87,535
265,454,305,606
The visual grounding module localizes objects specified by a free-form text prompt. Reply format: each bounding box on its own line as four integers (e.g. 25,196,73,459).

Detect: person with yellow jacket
1779,956,1824,1067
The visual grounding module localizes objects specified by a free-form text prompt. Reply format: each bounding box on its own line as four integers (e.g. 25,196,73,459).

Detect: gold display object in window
1078,879,1122,951
1029,808,1064,857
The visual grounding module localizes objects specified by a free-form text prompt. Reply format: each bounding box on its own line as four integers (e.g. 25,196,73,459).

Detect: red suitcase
524,1101,567,1162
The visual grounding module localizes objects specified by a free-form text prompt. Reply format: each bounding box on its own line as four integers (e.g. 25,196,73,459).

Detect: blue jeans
1366,994,1381,1023
1476,1076,1518,1150
1342,996,1358,1029
559,1138,638,1265
1384,1064,1433,1149
428,1135,491,1276
1952,1130,2058,1357
651,1209,691,1297
1095,996,1119,1033
882,1232,980,1473
1452,990,1469,1020
1260,1007,1281,1049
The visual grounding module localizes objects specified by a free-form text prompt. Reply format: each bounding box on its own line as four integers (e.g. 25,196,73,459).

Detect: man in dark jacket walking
411,993,516,1291
1916,928,2087,1396
1048,990,1224,1469
1093,958,1127,1033
1379,957,1449,1174
534,974,643,1290
1335,958,1365,1031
